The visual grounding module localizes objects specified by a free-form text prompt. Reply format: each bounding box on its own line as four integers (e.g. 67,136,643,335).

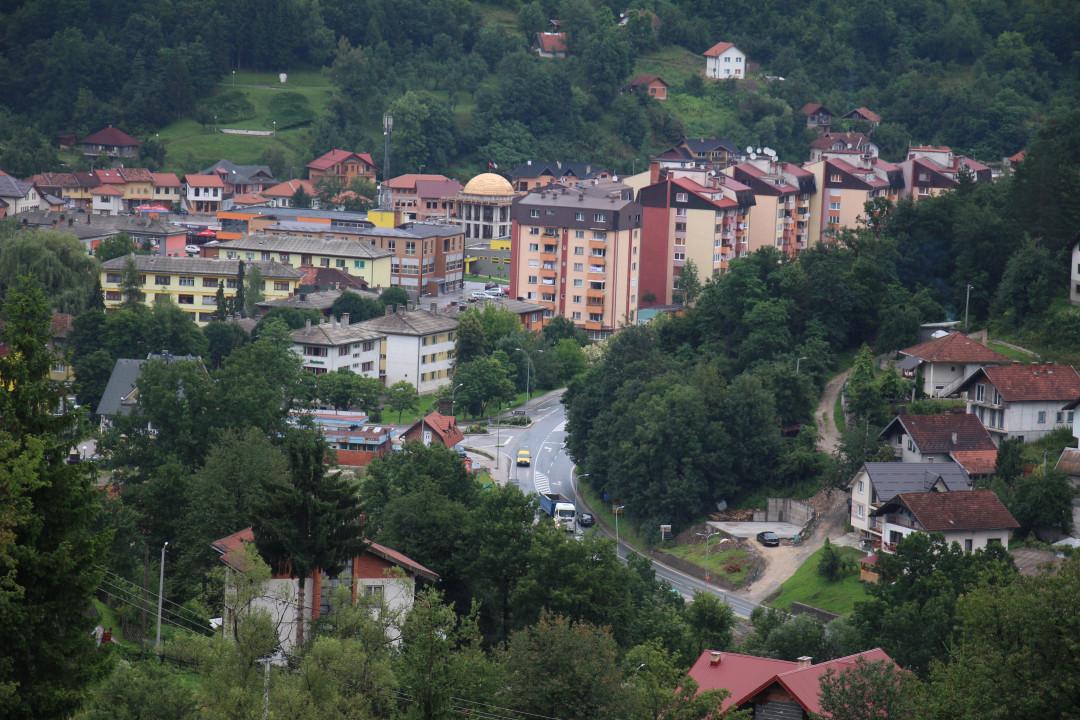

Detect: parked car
483,288,506,298
756,531,780,547
516,449,531,466
185,244,201,255
577,512,595,528
470,290,489,300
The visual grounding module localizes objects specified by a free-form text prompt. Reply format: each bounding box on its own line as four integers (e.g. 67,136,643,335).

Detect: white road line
533,471,551,494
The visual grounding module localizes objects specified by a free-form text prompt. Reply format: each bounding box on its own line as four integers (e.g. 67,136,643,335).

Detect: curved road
476,390,762,618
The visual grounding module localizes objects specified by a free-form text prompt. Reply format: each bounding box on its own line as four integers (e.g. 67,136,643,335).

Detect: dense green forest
2,0,1078,176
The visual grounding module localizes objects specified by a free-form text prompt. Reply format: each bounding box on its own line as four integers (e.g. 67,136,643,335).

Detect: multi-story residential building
28,172,101,210
457,173,515,241
807,132,879,162
290,315,385,377
215,206,373,241
202,160,277,196
77,126,141,159
384,174,461,222
91,185,123,215
803,157,902,245
899,146,992,203
217,234,393,289
151,173,183,206
703,41,745,79
880,413,996,463
99,254,302,325
183,174,224,213
872,489,1018,553
637,173,745,305
510,181,642,338
0,176,41,216
725,160,816,257
849,462,972,547
359,223,466,295
676,137,740,168
508,161,611,193
954,363,1080,443
306,149,377,184
898,332,1011,397
356,305,459,393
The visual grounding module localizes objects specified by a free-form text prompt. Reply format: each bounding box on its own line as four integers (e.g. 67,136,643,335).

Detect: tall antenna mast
380,113,393,210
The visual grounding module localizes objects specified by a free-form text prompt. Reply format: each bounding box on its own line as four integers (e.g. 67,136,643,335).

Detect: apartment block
384,174,462,222
510,182,642,338
100,255,301,325
356,305,459,393
725,160,816,257
803,157,903,245
216,234,394,289
290,315,385,377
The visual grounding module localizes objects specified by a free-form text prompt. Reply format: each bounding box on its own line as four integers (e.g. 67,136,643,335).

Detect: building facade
184,174,224,213
218,234,394,289
356,306,459,393
510,182,642,338
290,316,385,377
849,462,972,547
955,363,1080,443
703,42,745,79
385,174,462,222
306,149,377,184
872,490,1018,553
457,173,515,241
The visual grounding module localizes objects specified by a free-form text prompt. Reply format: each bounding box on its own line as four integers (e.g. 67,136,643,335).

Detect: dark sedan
756,531,780,547
577,512,595,528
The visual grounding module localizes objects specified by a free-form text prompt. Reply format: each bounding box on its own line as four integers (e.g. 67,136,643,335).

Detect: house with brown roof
687,648,898,717
949,449,999,481
262,178,319,209
842,106,882,126
78,126,141,158
306,149,377,184
183,174,225,213
954,363,1080,443
703,41,745,79
898,332,1011,397
880,412,995,463
624,74,669,101
534,31,568,58
807,132,879,162
872,489,1019,553
849,461,972,547
403,411,465,449
211,527,438,651
800,102,833,130
900,146,992,203
385,174,462,222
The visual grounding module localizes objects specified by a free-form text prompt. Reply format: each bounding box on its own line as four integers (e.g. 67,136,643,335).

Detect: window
202,296,217,305
857,480,865,493
527,275,538,284
1069,411,1075,423
592,231,607,240
530,209,540,218
571,311,581,320
1037,410,1046,424
907,438,914,452
529,226,540,235
896,433,903,446
975,383,985,402
593,213,606,222
674,250,685,261
675,192,688,203
1057,411,1064,423
405,241,416,255
154,275,171,286
574,246,584,256
365,585,383,597
986,538,1002,547
280,253,290,264
106,273,122,283
177,294,194,305
572,295,582,303
829,201,841,210
575,212,584,221
964,539,973,552
274,281,290,291
361,361,374,372
575,230,585,239
854,503,864,519
336,259,346,268
573,279,583,287
339,346,350,357
993,389,1002,405
203,277,218,288
105,290,121,301
528,243,539,252
829,173,842,183
675,222,686,232
320,258,331,268
303,346,328,357
573,263,584,272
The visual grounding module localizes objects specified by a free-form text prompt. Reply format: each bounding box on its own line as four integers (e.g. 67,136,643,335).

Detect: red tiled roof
809,132,872,151
979,363,1080,403
232,192,271,206
536,32,568,54
900,332,1010,364
845,106,882,123
415,178,463,199
703,41,735,57
91,185,123,196
800,102,828,116
891,489,1019,532
184,174,224,188
950,449,999,476
29,172,79,188
298,266,369,290
1008,150,1026,163
885,413,995,453
385,173,452,190
307,149,377,171
671,176,738,209
1056,447,1080,476
94,169,126,184
627,74,667,88
767,649,895,716
263,178,316,197
409,411,465,448
366,540,439,582
118,167,153,183
151,172,181,187
688,651,798,710
909,145,953,153
80,126,141,147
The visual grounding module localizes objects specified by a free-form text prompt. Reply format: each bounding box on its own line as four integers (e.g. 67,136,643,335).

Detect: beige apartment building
509,182,642,339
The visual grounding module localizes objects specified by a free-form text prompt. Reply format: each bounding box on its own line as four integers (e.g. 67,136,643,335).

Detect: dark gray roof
95,354,200,417
201,160,276,186
233,206,371,224
514,181,637,210
290,318,385,346
861,462,971,503
101,254,303,279
225,234,394,260
508,160,609,180
358,308,458,336
19,210,184,241
0,175,35,198
682,137,738,154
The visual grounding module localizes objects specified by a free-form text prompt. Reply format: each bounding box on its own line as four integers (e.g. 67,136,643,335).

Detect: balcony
539,252,557,263
584,320,602,331
589,239,608,251
539,269,557,280
586,287,605,300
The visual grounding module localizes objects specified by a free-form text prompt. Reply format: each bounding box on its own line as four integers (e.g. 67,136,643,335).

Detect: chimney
305,319,311,331
951,432,958,447
649,160,661,184
796,656,813,668
385,305,394,316
341,312,350,325
430,302,437,314
709,651,722,666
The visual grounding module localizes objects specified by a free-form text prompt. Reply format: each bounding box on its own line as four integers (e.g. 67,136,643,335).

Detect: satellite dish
279,73,287,84
745,145,754,154
755,147,763,154
749,152,757,160
764,147,776,157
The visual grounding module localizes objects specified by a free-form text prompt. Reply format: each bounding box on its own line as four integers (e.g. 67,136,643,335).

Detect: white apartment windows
575,212,585,221
573,263,583,272
993,389,1002,405
202,296,217,305
975,383,985,402
572,311,581,320
303,346,328,357
572,295,582,303
675,192,688,203
828,214,840,225
829,173,842,182
593,213,606,222
573,279,583,287
857,479,865,493
675,222,687,232
575,230,585,239
1038,411,1046,424
530,209,540,218
528,243,539,251
106,272,122,283
405,241,416,255
574,246,584,255
589,313,603,322
529,227,540,235
675,208,687,217
592,231,607,240
674,250,685,261
177,276,195,287
854,503,865,519
829,201,841,210
527,275,538,284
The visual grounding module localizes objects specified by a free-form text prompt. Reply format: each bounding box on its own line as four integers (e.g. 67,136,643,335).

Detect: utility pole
614,505,625,553
261,659,271,720
964,283,973,332
380,113,393,209
156,541,169,652
796,356,808,375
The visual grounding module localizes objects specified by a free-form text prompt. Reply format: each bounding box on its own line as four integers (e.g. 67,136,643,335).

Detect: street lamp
696,528,721,580
795,356,808,375
515,348,542,414
613,505,625,551
964,283,974,332
272,120,276,135
450,382,464,412
155,540,169,652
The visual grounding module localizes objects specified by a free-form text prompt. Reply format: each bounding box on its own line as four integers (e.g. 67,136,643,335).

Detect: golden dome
462,172,514,196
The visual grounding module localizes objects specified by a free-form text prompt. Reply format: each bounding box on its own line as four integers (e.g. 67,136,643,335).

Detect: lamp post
515,348,542,414
964,283,974,332
696,528,720,580
450,382,464,414
272,120,276,136
795,356,808,375
155,540,169,652
613,505,625,552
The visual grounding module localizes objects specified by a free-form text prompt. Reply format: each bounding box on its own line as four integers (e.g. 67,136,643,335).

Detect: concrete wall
754,498,815,526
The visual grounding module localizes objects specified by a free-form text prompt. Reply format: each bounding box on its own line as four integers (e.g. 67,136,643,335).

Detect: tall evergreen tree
121,256,144,307
213,282,227,322
234,262,246,318
0,277,109,719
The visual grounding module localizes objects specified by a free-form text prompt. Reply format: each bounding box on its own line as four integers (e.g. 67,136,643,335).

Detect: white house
871,489,1019,553
0,176,41,215
849,462,971,548
954,363,1080,443
90,185,124,216
183,174,224,213
898,332,1011,397
289,315,385,378
1070,241,1080,306
356,305,458,394
211,527,438,652
703,41,746,80
879,412,996,463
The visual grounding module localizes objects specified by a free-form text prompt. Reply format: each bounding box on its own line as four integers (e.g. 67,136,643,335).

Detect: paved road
476,390,762,619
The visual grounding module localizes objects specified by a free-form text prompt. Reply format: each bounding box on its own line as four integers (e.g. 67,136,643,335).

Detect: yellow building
216,234,394,290
100,254,302,325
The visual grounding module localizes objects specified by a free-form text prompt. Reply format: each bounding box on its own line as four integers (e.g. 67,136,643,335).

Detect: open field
662,542,755,587
770,545,870,615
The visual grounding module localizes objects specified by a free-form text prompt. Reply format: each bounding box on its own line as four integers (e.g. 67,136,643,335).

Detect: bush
268,91,314,129
195,89,254,124
817,539,855,582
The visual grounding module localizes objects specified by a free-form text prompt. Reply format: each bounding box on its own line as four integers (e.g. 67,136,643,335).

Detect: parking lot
707,521,805,540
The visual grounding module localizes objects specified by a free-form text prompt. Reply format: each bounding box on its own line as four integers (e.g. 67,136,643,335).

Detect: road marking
533,471,551,494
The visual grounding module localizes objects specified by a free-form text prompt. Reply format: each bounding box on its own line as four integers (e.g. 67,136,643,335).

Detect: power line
97,574,208,631
452,697,565,720
96,586,210,637
97,577,210,636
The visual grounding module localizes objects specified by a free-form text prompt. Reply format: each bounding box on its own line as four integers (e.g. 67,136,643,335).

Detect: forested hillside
1,0,1077,176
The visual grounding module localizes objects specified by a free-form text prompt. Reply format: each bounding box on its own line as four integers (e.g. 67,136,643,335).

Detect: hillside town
2,2,1079,719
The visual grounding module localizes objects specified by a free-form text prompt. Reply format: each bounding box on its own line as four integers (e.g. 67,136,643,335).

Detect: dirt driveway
815,369,850,455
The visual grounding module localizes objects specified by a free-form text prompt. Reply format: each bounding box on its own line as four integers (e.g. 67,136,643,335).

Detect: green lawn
633,46,704,87
770,546,870,615
662,543,755,587
664,93,740,138
987,339,1039,362
465,274,510,285
834,389,846,434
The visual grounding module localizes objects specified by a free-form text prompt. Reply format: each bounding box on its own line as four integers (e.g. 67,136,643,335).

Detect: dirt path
739,489,853,603
815,369,850,455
